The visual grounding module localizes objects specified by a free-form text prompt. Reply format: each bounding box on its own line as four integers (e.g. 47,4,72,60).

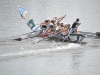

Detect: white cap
47,18,50,20
50,23,53,25
64,23,67,24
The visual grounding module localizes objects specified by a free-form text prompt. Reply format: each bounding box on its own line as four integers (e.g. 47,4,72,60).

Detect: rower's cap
47,18,50,20
64,23,67,25
50,23,53,25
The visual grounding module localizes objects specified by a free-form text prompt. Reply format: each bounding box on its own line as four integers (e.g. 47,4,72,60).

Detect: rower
69,18,81,34
47,23,55,34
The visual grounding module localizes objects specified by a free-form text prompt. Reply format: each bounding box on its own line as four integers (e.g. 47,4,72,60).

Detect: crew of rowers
36,15,81,37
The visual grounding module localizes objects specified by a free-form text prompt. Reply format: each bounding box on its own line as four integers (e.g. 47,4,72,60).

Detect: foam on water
0,43,82,61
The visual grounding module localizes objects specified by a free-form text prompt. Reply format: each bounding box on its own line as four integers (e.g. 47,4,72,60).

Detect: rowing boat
12,19,85,43
47,33,85,43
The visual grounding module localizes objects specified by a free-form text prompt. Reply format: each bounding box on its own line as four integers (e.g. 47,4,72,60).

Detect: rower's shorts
69,28,74,34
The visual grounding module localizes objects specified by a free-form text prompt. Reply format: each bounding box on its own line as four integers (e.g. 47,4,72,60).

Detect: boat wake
0,43,83,61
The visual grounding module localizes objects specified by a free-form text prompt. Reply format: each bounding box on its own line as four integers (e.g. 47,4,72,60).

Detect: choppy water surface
0,0,100,75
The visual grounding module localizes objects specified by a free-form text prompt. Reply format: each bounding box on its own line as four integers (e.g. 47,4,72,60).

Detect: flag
17,5,28,20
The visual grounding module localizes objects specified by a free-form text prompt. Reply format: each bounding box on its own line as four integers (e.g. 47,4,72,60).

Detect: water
0,0,100,75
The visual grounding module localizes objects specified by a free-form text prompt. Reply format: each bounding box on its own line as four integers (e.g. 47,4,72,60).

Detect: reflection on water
71,52,83,75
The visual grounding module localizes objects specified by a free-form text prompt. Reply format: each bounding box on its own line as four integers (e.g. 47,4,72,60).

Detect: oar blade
11,36,22,41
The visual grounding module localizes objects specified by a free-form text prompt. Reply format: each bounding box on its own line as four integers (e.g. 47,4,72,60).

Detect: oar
12,31,33,37
33,37,48,44
18,31,33,36
58,33,70,46
11,31,34,41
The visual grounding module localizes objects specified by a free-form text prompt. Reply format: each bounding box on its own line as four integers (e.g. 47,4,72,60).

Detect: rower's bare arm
78,23,81,26
79,23,81,25
57,15,66,20
57,15,66,23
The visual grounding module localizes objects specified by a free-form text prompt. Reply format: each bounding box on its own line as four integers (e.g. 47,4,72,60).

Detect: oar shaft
58,33,70,46
33,37,48,44
19,32,33,36
12,31,33,37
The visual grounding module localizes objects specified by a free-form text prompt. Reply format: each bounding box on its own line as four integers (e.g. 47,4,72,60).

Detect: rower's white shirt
56,26,59,30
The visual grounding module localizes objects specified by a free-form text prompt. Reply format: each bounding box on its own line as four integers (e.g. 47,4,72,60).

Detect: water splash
0,43,82,61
